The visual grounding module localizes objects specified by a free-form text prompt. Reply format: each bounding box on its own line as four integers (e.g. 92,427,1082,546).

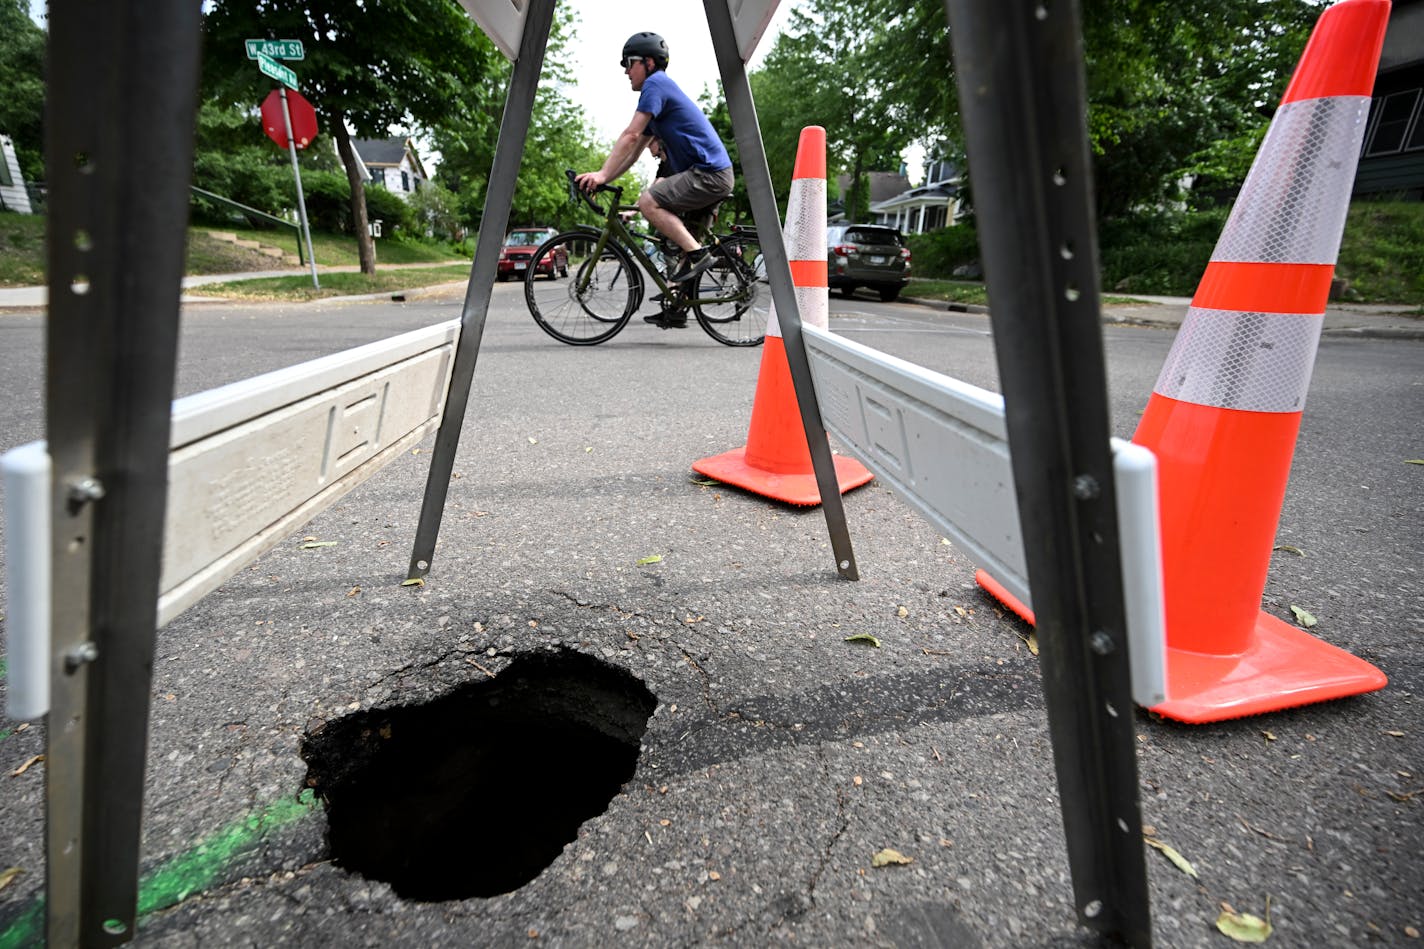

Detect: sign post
277,88,320,288
251,43,319,288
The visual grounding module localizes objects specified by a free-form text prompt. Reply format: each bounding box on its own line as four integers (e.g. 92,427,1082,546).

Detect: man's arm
576,111,653,192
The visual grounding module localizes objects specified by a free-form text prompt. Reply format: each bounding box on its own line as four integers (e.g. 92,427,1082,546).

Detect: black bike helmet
622,32,669,71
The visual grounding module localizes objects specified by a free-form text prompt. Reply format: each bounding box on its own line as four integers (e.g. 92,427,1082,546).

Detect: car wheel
878,285,901,303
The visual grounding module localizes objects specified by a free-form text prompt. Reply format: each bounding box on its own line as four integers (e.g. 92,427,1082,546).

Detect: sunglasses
621,56,645,70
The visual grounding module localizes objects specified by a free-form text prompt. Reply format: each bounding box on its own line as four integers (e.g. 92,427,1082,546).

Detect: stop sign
261,88,318,149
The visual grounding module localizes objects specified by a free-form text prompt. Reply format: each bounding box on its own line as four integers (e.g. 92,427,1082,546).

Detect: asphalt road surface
0,283,1420,947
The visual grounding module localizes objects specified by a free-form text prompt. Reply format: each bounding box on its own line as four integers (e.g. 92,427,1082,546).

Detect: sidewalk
0,261,471,310
916,290,1424,340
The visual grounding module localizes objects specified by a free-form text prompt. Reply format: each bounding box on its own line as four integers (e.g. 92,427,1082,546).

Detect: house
0,134,33,214
353,137,429,200
1354,0,1424,199
869,157,962,233
829,160,963,234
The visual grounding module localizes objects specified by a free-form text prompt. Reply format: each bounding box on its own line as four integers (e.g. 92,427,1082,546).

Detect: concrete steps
205,230,303,270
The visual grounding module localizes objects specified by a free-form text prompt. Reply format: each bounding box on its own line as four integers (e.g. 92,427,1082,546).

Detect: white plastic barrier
802,323,1167,707
2,319,460,718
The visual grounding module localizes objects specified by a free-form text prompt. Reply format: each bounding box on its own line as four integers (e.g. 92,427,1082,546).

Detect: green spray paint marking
0,789,321,948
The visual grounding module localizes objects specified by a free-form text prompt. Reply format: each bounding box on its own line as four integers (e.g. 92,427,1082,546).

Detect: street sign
261,88,318,149
245,39,304,60
256,52,298,91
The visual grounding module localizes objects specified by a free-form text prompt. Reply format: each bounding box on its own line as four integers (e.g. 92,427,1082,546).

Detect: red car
497,227,567,281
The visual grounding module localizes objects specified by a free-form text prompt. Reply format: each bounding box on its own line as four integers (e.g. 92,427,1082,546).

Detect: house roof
835,172,913,205
872,181,961,212
354,137,414,168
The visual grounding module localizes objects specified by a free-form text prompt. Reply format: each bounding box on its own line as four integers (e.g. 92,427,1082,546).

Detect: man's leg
637,191,699,252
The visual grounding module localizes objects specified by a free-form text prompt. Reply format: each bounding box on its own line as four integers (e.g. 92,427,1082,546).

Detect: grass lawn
183,265,472,302
0,212,46,286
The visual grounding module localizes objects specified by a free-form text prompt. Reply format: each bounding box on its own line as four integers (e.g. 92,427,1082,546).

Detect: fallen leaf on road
10,755,43,777
346,586,362,597
689,477,718,485
300,540,337,549
1016,630,1039,655
1384,730,1405,737
636,555,663,565
844,634,881,648
896,606,908,618
0,867,20,892
1289,605,1317,628
1144,837,1198,878
401,577,425,587
1262,730,1276,742
1272,545,1305,556
1216,903,1272,943
1405,459,1424,465
871,848,913,867
954,606,968,617
528,436,538,444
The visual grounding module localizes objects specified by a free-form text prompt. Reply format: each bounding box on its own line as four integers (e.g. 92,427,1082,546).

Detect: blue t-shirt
637,71,731,175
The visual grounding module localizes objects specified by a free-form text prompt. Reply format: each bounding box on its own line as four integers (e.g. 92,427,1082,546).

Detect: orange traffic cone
1131,0,1390,722
693,126,873,506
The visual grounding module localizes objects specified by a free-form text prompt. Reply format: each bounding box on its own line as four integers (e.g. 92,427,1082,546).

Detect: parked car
497,227,566,281
826,224,911,302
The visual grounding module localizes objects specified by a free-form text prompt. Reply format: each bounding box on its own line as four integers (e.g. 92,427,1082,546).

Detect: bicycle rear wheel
693,238,768,347
525,233,639,345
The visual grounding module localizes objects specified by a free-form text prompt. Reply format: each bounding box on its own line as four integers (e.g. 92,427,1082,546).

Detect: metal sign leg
406,0,556,581
44,1,204,943
703,0,859,581
943,0,1152,944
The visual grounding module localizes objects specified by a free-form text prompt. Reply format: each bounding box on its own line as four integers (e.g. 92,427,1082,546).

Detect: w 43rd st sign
245,38,304,60
256,52,298,91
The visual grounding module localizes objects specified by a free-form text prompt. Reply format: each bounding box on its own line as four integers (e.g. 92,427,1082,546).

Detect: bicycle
523,170,768,347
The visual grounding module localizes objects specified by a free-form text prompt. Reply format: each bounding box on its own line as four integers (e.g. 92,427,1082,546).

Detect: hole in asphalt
301,649,656,902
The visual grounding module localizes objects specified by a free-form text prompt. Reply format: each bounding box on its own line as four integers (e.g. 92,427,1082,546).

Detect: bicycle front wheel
525,233,639,345
693,238,768,347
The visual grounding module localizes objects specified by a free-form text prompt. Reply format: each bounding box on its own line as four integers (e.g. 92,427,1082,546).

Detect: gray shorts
648,165,734,214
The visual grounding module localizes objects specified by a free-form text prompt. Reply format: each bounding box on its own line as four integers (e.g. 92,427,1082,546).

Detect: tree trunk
333,120,377,275
850,153,865,224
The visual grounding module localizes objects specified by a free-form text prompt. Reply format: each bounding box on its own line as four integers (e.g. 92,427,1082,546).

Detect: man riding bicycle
576,32,734,326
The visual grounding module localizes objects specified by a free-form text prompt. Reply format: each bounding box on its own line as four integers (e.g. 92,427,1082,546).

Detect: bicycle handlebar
565,169,623,218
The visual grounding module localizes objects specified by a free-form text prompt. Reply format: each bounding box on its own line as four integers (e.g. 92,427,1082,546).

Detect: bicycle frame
571,194,753,312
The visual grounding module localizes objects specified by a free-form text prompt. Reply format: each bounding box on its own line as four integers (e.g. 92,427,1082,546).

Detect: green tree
0,0,45,182
750,0,910,223
428,5,605,232
201,0,503,274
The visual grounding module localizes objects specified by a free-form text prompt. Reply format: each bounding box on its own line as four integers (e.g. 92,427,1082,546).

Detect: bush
301,170,354,233
905,224,981,279
363,184,417,237
1098,210,1226,296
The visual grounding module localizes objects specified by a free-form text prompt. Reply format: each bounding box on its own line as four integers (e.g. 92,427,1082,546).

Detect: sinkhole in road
300,649,656,901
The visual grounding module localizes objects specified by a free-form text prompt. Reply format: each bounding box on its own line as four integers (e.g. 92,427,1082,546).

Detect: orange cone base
1151,611,1387,723
975,569,1035,625
976,570,1387,723
692,449,873,507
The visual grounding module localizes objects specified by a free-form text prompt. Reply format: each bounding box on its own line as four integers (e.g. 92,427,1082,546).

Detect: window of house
401,171,410,191
0,157,11,187
1364,89,1421,156
370,168,385,187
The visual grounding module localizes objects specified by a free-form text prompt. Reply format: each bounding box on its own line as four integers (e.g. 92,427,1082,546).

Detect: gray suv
827,224,911,302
